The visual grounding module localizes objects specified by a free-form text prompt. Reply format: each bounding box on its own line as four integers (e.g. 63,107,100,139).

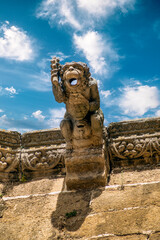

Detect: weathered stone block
65,145,108,190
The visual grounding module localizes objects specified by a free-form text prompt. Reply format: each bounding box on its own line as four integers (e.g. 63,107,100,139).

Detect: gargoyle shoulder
88,77,98,87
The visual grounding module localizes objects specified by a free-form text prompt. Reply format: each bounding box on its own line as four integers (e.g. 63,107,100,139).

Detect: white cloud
0,108,65,132
0,114,8,123
104,118,109,126
47,107,65,128
32,110,46,121
29,71,51,92
36,0,81,29
0,22,34,61
0,114,34,133
37,52,69,70
74,31,119,74
5,86,17,95
113,115,131,122
0,86,18,97
59,1,81,29
155,110,160,117
77,0,135,17
36,0,135,30
96,80,103,89
49,108,65,119
100,90,111,99
119,85,159,116
0,112,47,133
50,52,70,62
0,109,3,113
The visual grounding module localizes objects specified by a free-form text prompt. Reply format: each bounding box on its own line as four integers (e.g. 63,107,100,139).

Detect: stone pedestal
65,144,109,190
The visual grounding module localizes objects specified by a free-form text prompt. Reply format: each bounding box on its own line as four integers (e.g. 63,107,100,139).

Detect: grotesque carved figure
51,57,104,149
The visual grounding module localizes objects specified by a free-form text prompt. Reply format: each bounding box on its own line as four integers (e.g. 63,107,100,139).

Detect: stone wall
0,117,160,181
0,117,160,239
0,167,159,239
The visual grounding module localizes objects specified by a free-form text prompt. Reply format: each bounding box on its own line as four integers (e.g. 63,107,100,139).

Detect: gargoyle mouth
69,78,78,86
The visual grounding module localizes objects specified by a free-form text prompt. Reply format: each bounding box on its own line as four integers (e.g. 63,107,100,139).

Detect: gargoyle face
63,64,84,89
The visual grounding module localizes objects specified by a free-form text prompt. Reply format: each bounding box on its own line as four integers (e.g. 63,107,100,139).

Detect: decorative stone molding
0,129,65,181
0,130,20,149
0,148,20,180
108,117,160,168
0,117,160,182
0,130,21,181
21,129,65,148
0,149,20,172
21,146,65,179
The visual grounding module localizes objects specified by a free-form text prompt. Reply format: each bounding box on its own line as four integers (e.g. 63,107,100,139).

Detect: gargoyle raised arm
51,57,66,103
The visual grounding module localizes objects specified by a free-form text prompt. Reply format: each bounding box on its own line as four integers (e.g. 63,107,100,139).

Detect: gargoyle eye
69,78,78,86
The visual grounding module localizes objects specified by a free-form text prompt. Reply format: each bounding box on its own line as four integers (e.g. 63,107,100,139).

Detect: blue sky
0,0,160,132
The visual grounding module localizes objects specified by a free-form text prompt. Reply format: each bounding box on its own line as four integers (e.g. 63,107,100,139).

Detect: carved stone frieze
21,147,64,171
108,118,160,168
0,148,20,172
0,147,20,181
0,116,160,181
0,129,66,180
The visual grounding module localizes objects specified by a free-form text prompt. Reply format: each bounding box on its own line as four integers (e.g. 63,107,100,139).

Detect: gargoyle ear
84,65,91,78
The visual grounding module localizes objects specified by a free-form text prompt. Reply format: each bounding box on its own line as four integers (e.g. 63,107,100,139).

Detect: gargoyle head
60,62,91,90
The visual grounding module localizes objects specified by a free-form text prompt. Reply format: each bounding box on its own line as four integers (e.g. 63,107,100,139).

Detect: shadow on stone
51,181,103,235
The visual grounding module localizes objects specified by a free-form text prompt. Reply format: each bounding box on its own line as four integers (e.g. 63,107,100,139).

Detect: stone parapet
0,129,65,181
0,117,160,181
108,117,160,169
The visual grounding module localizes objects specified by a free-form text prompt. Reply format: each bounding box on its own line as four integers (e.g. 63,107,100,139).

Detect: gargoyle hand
50,57,61,86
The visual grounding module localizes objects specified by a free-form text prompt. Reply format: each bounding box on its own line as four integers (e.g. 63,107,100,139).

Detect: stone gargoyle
51,57,104,149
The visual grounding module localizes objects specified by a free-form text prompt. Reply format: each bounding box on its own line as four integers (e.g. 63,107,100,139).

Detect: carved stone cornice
108,118,160,168
0,130,21,149
21,129,65,148
108,117,160,138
